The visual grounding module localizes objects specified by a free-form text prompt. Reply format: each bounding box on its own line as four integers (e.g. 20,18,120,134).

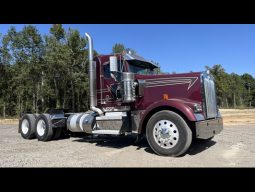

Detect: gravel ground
0,122,255,167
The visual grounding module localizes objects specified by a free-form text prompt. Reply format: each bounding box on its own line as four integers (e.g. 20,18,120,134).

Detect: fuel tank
66,111,97,133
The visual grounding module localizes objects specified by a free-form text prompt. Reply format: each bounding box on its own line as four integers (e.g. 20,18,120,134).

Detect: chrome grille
203,73,217,119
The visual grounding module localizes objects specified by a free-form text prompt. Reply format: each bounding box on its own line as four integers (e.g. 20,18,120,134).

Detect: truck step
96,116,122,121
96,112,126,121
95,112,129,131
91,130,120,135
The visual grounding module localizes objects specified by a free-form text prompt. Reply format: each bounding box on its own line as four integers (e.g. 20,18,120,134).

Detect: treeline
0,25,254,117
0,24,92,117
206,64,255,109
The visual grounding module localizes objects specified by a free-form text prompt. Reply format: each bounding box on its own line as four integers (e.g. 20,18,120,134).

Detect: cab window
103,64,111,78
103,61,123,78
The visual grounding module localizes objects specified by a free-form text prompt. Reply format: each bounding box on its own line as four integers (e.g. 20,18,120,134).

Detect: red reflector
163,94,169,100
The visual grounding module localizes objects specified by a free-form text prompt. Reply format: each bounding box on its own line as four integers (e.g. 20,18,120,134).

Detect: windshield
128,64,148,74
123,52,159,74
127,63,156,75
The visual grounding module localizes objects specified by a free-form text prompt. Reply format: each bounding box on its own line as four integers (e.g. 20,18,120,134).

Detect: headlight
194,104,202,113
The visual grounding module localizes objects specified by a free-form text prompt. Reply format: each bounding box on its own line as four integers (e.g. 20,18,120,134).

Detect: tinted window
104,64,111,78
128,63,154,75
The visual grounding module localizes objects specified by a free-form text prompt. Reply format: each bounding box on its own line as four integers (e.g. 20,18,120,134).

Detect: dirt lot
0,109,255,167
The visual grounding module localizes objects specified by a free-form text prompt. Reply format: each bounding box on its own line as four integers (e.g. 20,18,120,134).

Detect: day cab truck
19,33,223,156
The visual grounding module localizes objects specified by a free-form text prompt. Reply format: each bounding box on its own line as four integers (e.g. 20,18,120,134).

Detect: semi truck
18,33,223,156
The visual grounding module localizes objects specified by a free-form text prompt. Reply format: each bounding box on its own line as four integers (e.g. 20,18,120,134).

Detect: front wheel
146,110,192,157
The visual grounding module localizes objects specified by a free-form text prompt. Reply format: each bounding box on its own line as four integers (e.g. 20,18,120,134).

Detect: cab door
101,62,118,105
97,57,126,109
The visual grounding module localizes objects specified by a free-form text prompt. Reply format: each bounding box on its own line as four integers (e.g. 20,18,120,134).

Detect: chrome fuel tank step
95,112,130,132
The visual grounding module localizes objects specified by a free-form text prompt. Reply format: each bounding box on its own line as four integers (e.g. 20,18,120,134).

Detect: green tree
229,73,246,108
3,26,45,114
241,73,255,108
0,33,12,117
66,28,88,112
50,24,65,41
44,24,71,108
112,43,125,54
0,24,95,116
206,64,255,108
44,25,92,111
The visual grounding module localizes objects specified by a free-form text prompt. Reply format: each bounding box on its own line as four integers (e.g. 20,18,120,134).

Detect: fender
137,99,197,134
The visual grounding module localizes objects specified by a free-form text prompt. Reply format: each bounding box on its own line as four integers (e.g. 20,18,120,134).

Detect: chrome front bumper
195,117,223,139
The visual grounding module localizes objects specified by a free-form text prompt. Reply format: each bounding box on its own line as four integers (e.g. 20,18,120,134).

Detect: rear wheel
19,114,36,139
35,114,54,141
146,110,192,157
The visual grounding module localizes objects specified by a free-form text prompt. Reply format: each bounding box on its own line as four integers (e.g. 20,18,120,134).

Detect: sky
1,24,255,77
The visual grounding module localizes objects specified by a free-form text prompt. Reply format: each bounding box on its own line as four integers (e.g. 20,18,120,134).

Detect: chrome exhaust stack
85,33,103,116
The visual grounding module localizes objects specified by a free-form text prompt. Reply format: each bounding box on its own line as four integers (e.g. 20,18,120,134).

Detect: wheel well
140,106,195,135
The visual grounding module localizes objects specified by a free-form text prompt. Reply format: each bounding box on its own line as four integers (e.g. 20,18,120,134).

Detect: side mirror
110,56,118,72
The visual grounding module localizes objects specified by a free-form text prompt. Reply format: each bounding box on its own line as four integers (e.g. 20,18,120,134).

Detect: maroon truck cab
94,53,223,140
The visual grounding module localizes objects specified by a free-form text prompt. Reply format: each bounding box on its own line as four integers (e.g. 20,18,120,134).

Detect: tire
35,114,54,141
19,114,36,139
52,128,62,140
146,110,192,157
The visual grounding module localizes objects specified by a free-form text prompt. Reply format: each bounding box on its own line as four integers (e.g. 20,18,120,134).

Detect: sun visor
123,53,159,69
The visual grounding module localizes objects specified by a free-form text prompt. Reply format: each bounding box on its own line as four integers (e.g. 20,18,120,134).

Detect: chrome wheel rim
153,120,179,149
37,119,46,136
21,119,29,134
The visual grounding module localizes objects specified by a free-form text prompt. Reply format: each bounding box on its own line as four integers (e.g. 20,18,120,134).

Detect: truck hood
135,72,202,90
134,72,203,111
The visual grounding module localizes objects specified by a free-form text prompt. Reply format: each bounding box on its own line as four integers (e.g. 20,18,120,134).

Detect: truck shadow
73,135,138,149
72,135,216,156
185,140,216,156
143,140,217,156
